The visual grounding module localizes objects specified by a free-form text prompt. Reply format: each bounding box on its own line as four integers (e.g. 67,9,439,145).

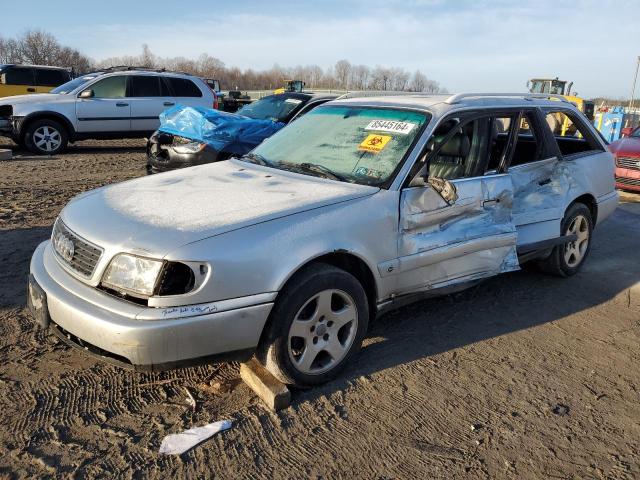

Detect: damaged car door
503,109,567,246
391,112,520,295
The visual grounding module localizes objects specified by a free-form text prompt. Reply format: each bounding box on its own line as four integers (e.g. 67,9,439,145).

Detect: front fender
162,190,399,305
15,110,76,137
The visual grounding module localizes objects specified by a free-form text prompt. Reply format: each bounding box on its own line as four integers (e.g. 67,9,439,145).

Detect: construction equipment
274,80,305,95
527,77,594,120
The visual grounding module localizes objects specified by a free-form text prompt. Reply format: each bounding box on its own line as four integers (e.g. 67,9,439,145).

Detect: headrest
438,132,470,157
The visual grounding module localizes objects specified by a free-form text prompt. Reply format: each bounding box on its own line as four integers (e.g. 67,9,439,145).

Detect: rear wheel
24,119,68,155
257,263,369,387
538,203,593,277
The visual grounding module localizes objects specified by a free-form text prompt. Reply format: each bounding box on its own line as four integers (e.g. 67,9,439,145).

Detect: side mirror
79,89,94,99
428,177,458,204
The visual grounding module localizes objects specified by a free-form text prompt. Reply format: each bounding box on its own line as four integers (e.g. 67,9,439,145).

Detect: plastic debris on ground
158,105,285,151
159,419,233,455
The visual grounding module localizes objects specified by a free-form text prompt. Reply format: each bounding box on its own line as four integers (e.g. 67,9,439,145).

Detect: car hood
609,136,640,156
1,93,62,105
60,159,378,257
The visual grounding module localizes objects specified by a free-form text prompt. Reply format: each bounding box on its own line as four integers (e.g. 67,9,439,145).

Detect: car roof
330,93,580,115
0,64,71,71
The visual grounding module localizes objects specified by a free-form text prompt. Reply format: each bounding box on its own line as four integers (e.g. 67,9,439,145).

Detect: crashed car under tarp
146,92,337,174
146,105,285,174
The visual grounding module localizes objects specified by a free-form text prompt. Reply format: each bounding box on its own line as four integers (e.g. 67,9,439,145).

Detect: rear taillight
213,92,219,110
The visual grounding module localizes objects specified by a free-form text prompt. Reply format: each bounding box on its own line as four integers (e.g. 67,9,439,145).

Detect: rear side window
544,110,604,157
88,76,126,98
166,77,202,97
129,75,168,97
509,112,546,167
35,69,70,87
4,67,34,85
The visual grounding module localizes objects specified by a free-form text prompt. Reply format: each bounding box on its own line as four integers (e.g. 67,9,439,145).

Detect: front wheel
24,119,68,155
257,263,369,387
538,203,593,277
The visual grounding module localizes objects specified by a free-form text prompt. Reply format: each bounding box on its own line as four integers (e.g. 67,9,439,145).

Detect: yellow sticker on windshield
358,134,392,154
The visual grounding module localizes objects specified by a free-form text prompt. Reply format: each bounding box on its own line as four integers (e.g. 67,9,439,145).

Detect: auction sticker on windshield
365,120,416,135
359,134,392,153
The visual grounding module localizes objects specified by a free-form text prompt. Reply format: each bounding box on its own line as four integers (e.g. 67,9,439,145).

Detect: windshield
50,74,101,94
236,95,305,122
248,106,429,186
530,80,565,95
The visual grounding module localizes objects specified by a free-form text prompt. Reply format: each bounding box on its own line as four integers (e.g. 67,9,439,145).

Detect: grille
617,156,640,171
52,219,103,278
616,176,640,187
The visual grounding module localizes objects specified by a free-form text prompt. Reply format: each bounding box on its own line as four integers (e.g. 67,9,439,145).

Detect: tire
537,203,593,277
257,263,369,387
24,119,68,155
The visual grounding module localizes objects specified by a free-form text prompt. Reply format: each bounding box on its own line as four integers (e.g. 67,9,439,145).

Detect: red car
609,126,640,192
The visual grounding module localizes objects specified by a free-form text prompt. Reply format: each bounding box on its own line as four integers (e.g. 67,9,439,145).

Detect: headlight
101,254,163,297
172,142,206,154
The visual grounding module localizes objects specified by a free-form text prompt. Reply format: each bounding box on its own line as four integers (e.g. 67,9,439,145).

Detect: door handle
27,87,36,92
538,178,551,186
116,102,129,107
163,101,175,106
483,198,500,207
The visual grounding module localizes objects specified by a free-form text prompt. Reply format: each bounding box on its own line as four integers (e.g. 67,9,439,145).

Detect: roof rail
100,65,192,75
445,92,570,104
337,90,434,100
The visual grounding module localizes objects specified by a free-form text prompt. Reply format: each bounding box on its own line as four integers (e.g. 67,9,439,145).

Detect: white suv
0,67,216,154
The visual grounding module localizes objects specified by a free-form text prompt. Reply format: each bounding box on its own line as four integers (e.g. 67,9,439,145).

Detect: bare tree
334,59,352,89
410,70,427,92
306,65,324,89
140,44,155,68
392,68,410,91
0,30,92,74
350,64,370,90
1,30,448,93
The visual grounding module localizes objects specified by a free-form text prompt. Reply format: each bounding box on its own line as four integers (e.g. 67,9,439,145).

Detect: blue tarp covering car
146,92,335,174
158,105,286,152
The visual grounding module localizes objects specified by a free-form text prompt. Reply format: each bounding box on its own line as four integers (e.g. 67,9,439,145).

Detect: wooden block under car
240,359,291,411
0,149,11,161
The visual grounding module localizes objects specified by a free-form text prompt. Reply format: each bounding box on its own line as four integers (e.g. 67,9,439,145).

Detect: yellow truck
0,64,72,98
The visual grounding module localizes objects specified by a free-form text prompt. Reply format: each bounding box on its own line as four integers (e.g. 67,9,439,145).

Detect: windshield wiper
295,163,347,181
241,152,273,166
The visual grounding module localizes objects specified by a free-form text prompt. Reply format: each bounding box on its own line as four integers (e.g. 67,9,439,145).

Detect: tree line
0,30,445,93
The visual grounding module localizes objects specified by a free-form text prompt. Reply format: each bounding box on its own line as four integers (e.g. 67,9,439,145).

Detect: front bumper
146,132,222,174
615,166,640,192
29,241,274,370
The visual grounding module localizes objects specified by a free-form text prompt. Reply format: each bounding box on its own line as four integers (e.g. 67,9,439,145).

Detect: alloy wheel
564,214,590,268
33,126,62,153
287,289,358,375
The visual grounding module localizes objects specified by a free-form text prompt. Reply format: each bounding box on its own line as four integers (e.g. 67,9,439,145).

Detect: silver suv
0,67,215,154
28,93,618,386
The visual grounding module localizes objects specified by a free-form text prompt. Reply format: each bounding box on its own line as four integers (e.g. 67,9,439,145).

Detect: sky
3,0,640,98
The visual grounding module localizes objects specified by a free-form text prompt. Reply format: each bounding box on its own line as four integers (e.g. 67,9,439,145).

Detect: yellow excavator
527,77,595,137
527,77,594,120
273,80,305,95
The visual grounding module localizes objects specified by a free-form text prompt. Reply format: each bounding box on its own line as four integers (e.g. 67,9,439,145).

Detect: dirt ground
0,139,639,479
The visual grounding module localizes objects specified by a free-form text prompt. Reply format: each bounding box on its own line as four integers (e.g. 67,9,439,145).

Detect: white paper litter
159,420,233,455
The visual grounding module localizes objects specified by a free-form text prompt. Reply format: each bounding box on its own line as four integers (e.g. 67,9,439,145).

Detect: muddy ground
0,139,639,479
